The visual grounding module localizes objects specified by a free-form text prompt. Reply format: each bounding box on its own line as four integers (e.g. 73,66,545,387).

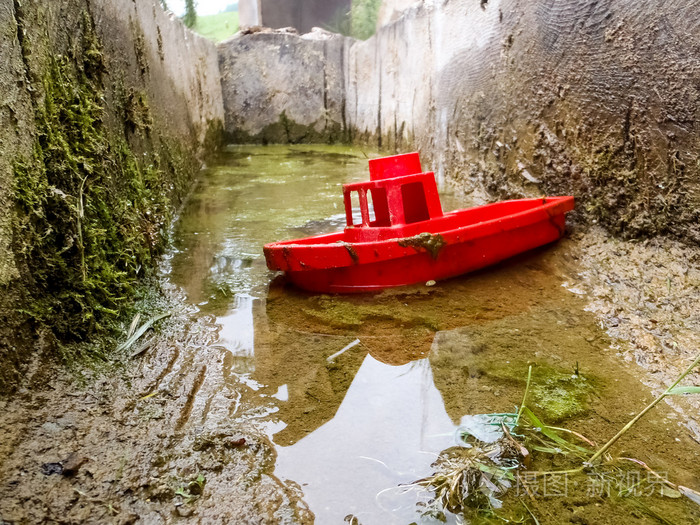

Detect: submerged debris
40,462,64,476
414,444,515,517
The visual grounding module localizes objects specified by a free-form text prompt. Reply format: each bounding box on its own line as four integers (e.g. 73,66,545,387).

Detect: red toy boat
264,153,574,293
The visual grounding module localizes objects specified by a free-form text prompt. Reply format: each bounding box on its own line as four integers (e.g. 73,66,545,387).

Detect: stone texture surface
91,0,224,150
0,1,33,287
218,29,351,143
0,0,37,394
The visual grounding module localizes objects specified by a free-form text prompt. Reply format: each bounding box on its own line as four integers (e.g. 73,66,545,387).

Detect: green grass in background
350,0,380,40
323,0,381,40
192,11,239,42
189,1,378,42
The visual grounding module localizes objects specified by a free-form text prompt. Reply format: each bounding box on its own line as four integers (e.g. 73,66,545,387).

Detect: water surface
166,145,700,524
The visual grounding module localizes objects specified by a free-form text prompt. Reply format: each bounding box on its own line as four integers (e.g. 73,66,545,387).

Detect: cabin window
366,190,377,223
369,187,391,226
349,191,362,225
401,182,430,223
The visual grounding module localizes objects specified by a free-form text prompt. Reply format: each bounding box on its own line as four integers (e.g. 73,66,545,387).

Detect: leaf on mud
117,311,171,352
667,386,700,395
127,313,141,338
659,486,682,499
61,453,88,476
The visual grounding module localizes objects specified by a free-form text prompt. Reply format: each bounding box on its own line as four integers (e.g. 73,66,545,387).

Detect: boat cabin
342,152,444,242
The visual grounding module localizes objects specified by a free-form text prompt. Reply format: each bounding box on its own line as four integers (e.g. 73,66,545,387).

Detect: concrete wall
239,0,261,28
0,0,36,393
0,2,33,288
376,0,420,28
260,0,351,34
347,0,700,242
220,0,700,243
94,0,224,145
0,0,223,392
218,29,351,143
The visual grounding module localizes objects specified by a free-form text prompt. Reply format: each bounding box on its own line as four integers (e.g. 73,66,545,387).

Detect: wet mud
1,145,699,524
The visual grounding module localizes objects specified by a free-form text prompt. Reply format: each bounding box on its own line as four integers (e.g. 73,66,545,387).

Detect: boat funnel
368,152,422,181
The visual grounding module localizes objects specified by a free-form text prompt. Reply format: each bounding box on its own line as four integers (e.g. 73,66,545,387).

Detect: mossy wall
0,0,224,392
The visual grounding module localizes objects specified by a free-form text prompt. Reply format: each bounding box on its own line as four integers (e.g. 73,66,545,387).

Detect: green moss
202,119,225,157
156,27,165,61
529,375,593,423
486,362,595,423
132,22,149,77
227,111,345,146
546,109,700,240
302,296,365,329
11,16,189,345
123,89,153,132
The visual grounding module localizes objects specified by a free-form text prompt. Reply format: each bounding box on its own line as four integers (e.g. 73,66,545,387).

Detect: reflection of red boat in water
264,152,575,293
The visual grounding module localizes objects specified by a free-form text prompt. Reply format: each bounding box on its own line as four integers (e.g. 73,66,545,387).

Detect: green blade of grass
520,499,541,525
587,351,700,465
515,365,533,426
667,386,700,395
521,407,590,455
116,312,170,352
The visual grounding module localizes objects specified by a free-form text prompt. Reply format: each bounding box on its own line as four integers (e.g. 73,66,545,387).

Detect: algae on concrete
12,49,184,340
0,0,223,380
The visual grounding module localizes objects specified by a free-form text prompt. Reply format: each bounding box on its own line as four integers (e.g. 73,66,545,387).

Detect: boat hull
264,197,574,293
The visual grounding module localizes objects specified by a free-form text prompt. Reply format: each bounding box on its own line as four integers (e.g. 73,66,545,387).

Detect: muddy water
166,145,700,524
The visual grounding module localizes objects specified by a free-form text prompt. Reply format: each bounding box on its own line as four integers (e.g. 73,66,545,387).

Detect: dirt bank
570,227,700,441
0,291,311,524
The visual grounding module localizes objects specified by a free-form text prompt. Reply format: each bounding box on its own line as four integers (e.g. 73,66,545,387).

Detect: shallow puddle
166,145,700,524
